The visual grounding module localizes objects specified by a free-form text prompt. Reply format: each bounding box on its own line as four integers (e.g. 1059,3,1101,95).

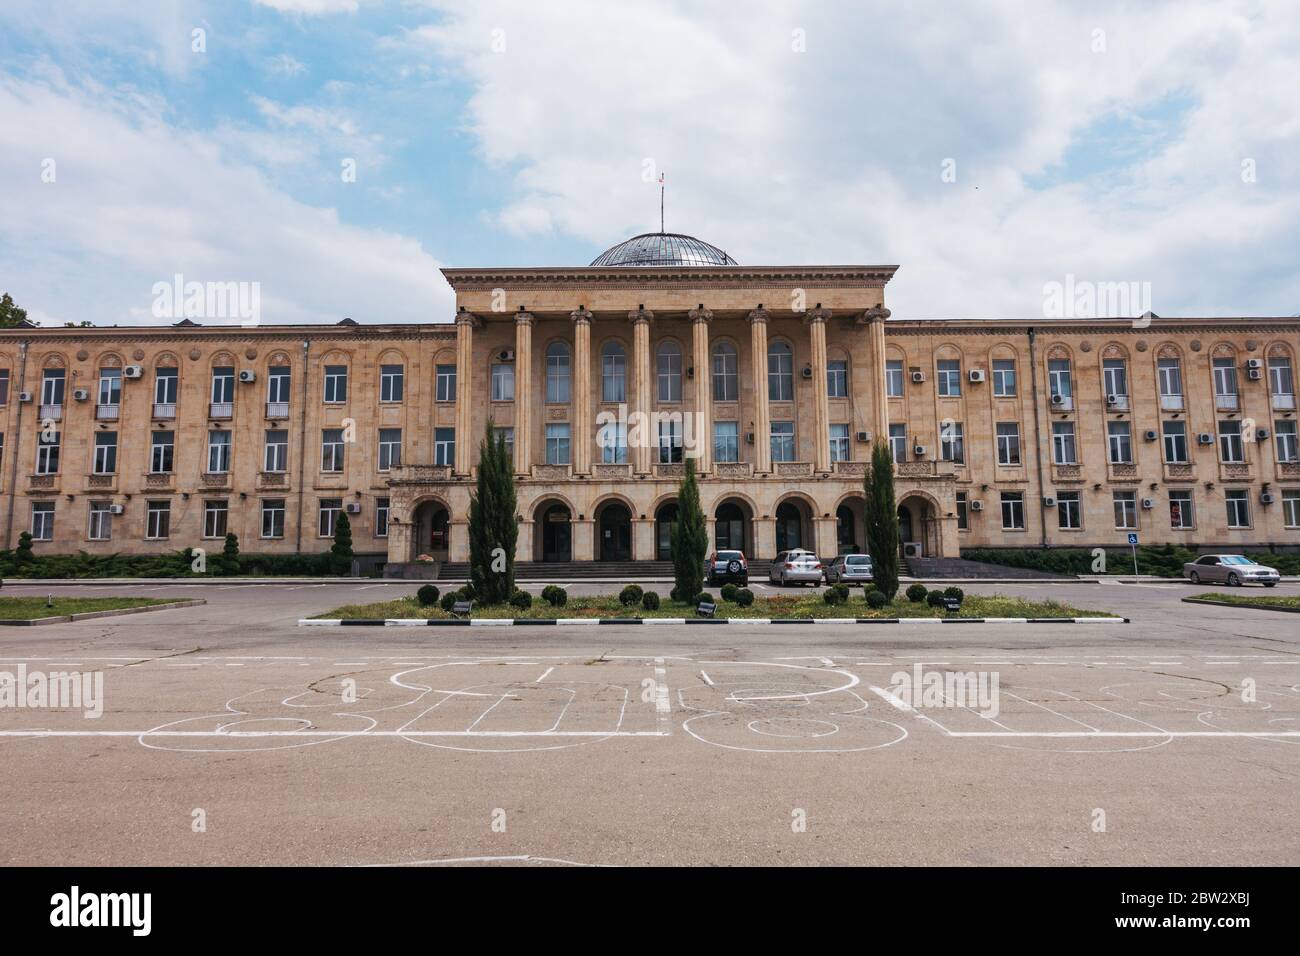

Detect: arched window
712,341,737,402
657,341,682,402
601,341,626,403
546,342,570,403
768,341,793,401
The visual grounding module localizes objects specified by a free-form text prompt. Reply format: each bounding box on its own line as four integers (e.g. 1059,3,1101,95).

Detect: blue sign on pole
1127,533,1139,545
1127,532,1139,575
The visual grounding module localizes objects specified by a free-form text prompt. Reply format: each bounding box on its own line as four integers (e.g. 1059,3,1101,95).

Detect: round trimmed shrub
735,588,755,607
866,589,888,610
542,585,567,607
438,592,457,612
906,583,929,603
862,582,878,595
927,590,947,608
416,584,440,607
641,591,660,611
720,583,740,603
509,590,532,610
619,584,643,606
943,586,965,602
459,580,477,600
823,587,844,606
832,583,850,602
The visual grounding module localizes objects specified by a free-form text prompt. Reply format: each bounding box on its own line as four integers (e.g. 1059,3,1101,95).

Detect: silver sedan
1184,554,1280,587
769,550,825,586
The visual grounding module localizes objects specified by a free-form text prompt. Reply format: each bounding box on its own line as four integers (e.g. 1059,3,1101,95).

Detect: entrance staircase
437,560,773,581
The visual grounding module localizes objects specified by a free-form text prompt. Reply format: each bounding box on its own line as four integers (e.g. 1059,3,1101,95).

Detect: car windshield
716,551,742,561
1221,556,1252,565
845,555,870,565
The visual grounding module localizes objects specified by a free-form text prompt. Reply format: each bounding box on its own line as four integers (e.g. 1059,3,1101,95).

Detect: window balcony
1162,462,1195,483
1219,462,1254,483
1273,393,1296,411
1048,395,1073,411
85,474,117,492
95,404,119,421
200,472,231,488
1159,394,1184,411
143,473,175,490
209,402,233,419
266,401,289,419
257,471,291,489
1107,462,1139,482
1104,394,1129,411
1215,393,1239,411
39,404,62,421
152,403,176,420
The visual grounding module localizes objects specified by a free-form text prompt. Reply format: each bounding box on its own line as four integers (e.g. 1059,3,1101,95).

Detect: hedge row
0,549,353,579
961,544,1300,577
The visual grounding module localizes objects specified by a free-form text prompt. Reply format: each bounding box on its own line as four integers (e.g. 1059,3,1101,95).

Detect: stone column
689,304,713,474
857,305,891,448
806,304,833,474
571,306,593,476
630,306,654,475
814,515,839,558
454,311,477,476
513,311,534,478
748,307,772,474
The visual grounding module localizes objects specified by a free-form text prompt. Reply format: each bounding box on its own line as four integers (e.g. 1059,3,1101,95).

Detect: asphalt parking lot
1,578,1297,866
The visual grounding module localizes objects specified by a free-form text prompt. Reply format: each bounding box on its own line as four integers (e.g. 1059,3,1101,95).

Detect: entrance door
715,502,746,553
775,502,803,552
897,505,915,554
541,505,572,562
599,504,632,561
655,503,678,560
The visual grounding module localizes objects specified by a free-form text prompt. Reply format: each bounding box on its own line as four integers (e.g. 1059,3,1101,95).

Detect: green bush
862,582,878,595
641,591,660,611
735,588,754,607
509,590,532,610
927,590,948,608
832,583,850,602
943,586,964,602
866,589,888,610
619,584,643,606
720,583,740,603
439,592,457,612
823,587,844,606
906,583,929,603
542,585,567,607
416,584,440,606
460,580,478,600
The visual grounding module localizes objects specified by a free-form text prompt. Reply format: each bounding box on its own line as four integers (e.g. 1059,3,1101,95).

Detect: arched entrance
535,501,572,562
596,500,632,561
654,501,678,560
714,498,752,555
775,497,813,553
897,495,941,557
897,505,913,546
836,496,865,554
411,499,450,561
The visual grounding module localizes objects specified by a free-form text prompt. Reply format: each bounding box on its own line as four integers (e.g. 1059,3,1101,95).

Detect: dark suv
705,550,749,586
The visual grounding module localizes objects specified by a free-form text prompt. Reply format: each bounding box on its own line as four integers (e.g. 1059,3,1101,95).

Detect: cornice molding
883,318,1300,336
440,265,899,290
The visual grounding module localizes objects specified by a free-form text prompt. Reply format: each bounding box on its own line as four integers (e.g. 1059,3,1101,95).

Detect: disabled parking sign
1127,533,1138,545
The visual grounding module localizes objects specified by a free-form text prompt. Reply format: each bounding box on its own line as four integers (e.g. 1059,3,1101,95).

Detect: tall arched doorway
714,498,752,555
597,501,632,561
411,499,450,561
897,495,940,557
654,501,678,560
536,502,572,562
836,497,865,554
775,498,812,553
897,505,914,547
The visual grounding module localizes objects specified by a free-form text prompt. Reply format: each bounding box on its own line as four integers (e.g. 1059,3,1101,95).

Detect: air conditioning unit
497,348,515,362
73,388,90,402
968,369,986,383
910,370,926,383
855,430,870,442
1246,358,1263,370
108,504,125,515
1141,497,1155,510
1106,393,1121,406
18,391,33,403
1256,427,1269,440
800,364,813,379
1144,429,1158,441
123,365,144,379
913,444,927,457
345,502,362,514
238,369,256,383
969,499,984,512
745,432,755,445
902,542,923,559
1260,492,1276,504
1042,495,1057,507
1050,394,1065,406
1197,432,1214,445
1247,368,1262,380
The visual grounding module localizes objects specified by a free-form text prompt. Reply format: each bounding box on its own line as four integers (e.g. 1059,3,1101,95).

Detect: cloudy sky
1,0,1298,327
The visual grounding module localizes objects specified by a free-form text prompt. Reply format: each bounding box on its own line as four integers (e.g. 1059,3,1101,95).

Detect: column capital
455,309,481,329
514,310,535,327
688,304,713,324
628,306,654,325
747,306,770,325
802,304,833,325
855,305,891,324
570,306,593,325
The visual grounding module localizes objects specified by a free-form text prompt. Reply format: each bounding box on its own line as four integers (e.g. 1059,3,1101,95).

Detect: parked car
825,553,874,584
1184,554,1280,587
769,549,825,586
705,550,749,586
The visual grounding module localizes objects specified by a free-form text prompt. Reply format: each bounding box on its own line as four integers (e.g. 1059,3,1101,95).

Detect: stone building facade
2,232,1298,566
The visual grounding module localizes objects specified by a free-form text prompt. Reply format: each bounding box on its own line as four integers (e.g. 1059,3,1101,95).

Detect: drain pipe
1026,327,1048,549
295,338,310,554
4,341,29,549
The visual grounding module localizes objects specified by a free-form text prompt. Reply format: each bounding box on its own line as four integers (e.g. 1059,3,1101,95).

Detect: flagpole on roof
659,172,665,233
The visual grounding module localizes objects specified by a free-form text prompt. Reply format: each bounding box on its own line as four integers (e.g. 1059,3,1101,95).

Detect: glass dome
590,232,738,267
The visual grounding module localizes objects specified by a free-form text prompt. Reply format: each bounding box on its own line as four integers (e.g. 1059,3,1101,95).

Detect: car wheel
1188,571,1199,584
1264,582,1277,588
1227,572,1241,587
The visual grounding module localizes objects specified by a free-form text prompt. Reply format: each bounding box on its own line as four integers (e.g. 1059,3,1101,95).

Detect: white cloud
266,53,308,76
253,0,362,14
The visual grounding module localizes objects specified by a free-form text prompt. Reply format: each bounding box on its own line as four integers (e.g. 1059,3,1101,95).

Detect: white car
769,550,825,586
1184,554,1280,587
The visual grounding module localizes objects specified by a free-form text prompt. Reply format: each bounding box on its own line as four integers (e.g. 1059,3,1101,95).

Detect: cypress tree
221,531,241,576
468,422,518,605
15,531,35,565
670,458,708,602
331,513,353,573
864,441,901,599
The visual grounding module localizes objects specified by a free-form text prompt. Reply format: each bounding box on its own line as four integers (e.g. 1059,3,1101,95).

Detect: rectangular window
956,492,968,530
711,347,736,402
1162,420,1188,463
321,428,345,472
323,365,348,403
150,431,175,473
1057,492,1082,529
318,498,342,538
146,500,171,540
87,501,112,541
939,421,964,464
0,432,4,474
264,429,288,472
490,363,514,402
829,423,851,462
41,369,66,408
1213,357,1238,407
378,428,402,472
1269,356,1295,406
1102,359,1128,401
379,365,404,403
261,499,285,539
1113,491,1137,529
936,359,961,397
826,360,848,398
434,428,456,466
1282,490,1300,529
210,366,234,404
1001,492,1025,530
207,430,231,473
600,422,628,464
1218,420,1244,463
435,364,457,403
0,369,8,405
1107,421,1133,464
885,360,904,398
1169,490,1194,529
266,366,291,406
996,422,1021,465
770,421,795,463
499,427,514,463
36,430,60,475
992,359,1017,397
376,497,391,537
658,418,684,463
1158,358,1183,409
768,347,793,402
713,421,739,463
1275,420,1298,462
97,367,122,409
888,423,907,463
545,424,570,465
154,367,178,406
93,431,118,474
203,499,228,538
1048,359,1073,405
1225,489,1250,528
657,349,682,403
31,501,55,541
1051,421,1077,465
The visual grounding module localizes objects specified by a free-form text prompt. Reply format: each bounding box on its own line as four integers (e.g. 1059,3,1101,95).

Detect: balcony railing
95,404,119,421
153,403,176,419
1160,394,1184,411
1215,393,1239,410
209,402,233,419
1105,394,1129,411
1273,393,1296,411
39,404,62,421
266,401,289,418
